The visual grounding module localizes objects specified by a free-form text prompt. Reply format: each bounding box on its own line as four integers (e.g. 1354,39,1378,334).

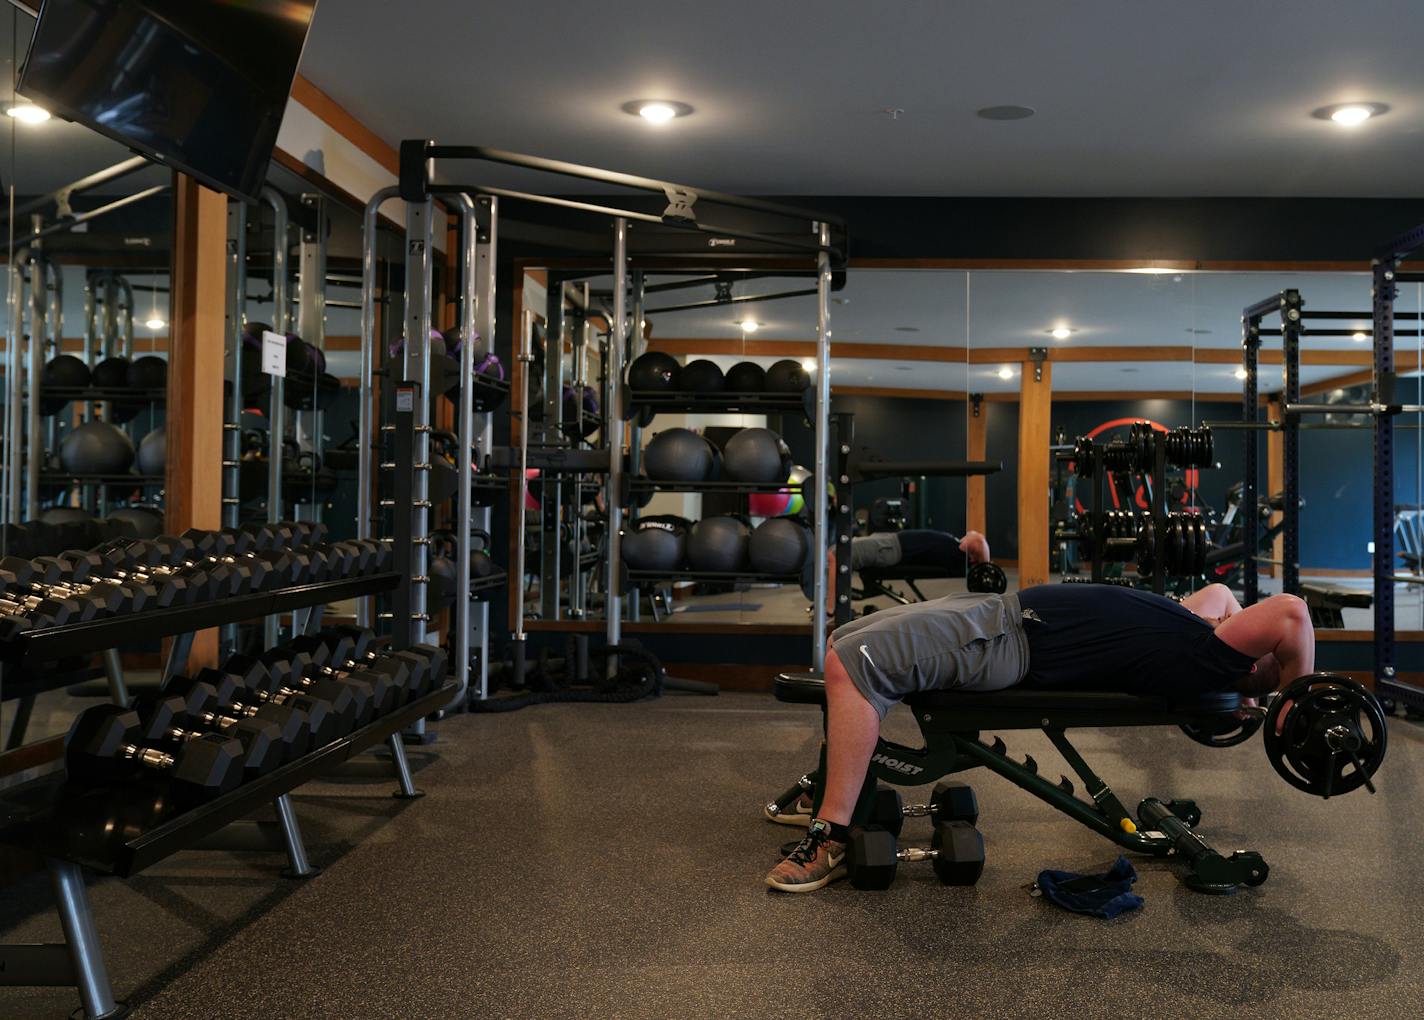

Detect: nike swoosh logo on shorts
859,644,877,670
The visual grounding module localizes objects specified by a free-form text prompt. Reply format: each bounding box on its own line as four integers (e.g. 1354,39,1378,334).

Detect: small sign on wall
262,330,287,377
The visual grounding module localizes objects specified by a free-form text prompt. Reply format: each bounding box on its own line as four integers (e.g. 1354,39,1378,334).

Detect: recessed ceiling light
1119,368,1140,374
1126,266,1179,275
1353,331,1368,342
1050,327,1073,340
1312,102,1389,126
738,319,758,333
1234,367,1248,380
894,366,915,372
997,366,1015,380
621,99,694,124
144,316,166,330
977,105,1035,121
894,326,921,333
6,103,49,124
832,297,851,305
1185,328,1213,335
801,358,817,372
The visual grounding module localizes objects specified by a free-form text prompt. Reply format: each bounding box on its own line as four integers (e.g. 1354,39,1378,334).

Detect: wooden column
966,396,987,536
1016,355,1052,588
167,173,227,668
1266,396,1284,579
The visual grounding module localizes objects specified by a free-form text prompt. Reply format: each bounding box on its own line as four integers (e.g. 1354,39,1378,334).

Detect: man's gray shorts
829,592,1030,720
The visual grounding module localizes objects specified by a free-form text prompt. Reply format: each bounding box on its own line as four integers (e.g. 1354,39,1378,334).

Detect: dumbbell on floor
65,704,244,799
868,780,980,838
846,821,986,889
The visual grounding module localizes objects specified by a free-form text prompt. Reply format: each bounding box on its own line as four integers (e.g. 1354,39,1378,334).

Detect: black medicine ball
621,515,690,572
644,428,715,483
723,361,766,392
680,359,725,393
687,516,750,573
627,351,680,392
722,427,792,483
765,358,810,392
749,518,810,574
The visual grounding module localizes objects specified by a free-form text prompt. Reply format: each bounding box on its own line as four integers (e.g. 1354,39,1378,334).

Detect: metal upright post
296,193,328,538
569,289,589,618
812,222,832,671
541,282,565,619
471,195,497,700
48,859,122,1020
451,193,478,707
1373,258,1397,690
403,198,435,648
627,271,645,622
44,260,62,358
1241,316,1261,606
5,249,30,526
221,199,248,658
1152,434,1167,596
357,186,400,631
114,277,133,359
1280,290,1302,596
25,248,45,519
606,219,628,654
100,274,117,359
513,307,534,685
261,187,289,648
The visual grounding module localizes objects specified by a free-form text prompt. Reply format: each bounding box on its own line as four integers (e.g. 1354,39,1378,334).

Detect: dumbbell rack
0,679,455,1019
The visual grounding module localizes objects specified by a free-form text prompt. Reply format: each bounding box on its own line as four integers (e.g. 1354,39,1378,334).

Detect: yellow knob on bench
1120,819,1137,834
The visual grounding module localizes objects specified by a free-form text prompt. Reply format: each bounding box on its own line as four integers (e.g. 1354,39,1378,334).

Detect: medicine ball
40,355,91,415
723,361,766,392
722,427,792,483
765,358,810,392
644,428,715,483
60,421,136,475
621,515,690,572
91,356,130,389
106,506,164,540
561,384,600,440
681,359,725,393
687,515,750,574
136,426,166,476
128,355,167,390
627,351,680,392
39,506,93,527
748,464,810,518
42,354,91,389
749,518,811,574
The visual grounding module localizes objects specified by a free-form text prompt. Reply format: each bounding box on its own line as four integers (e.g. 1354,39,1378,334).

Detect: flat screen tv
18,0,318,200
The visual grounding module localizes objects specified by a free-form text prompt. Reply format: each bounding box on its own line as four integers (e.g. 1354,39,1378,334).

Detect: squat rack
396,141,847,676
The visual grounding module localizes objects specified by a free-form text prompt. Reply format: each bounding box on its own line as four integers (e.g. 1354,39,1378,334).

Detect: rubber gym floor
1,692,1420,1019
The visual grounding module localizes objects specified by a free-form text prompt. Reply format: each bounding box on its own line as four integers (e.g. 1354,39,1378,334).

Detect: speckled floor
1,693,1421,1019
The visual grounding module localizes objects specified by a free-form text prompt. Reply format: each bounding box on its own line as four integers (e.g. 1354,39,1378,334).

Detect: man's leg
765,646,881,892
1180,582,1242,626
1213,593,1314,684
818,647,882,825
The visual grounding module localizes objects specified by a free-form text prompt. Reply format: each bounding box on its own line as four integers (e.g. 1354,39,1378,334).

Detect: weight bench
769,672,1269,894
854,565,955,607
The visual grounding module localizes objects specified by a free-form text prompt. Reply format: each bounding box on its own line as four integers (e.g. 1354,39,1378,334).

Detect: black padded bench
855,565,961,607
769,671,1267,894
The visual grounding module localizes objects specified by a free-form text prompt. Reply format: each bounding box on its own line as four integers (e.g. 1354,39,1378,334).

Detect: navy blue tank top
1016,585,1257,694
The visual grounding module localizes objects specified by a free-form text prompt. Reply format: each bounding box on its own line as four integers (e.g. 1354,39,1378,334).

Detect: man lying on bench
766,582,1311,892
828,529,991,612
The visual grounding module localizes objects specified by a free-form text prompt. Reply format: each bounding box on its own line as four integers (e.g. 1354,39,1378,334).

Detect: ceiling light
621,99,694,124
1353,331,1368,342
894,326,921,333
832,297,851,306
144,316,166,330
1126,266,1179,275
6,103,49,124
997,366,1014,380
977,105,1035,121
1234,367,1248,380
1312,102,1389,126
1050,327,1073,340
739,319,758,333
801,359,816,372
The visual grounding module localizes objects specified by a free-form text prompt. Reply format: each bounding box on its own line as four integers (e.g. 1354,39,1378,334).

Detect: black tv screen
18,0,318,200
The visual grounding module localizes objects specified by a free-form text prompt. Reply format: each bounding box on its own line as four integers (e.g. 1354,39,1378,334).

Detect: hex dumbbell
868,781,980,838
138,694,284,779
846,821,985,890
158,676,311,765
65,703,243,799
222,653,359,740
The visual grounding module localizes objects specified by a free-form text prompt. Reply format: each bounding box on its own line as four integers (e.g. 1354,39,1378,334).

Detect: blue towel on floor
1034,856,1144,918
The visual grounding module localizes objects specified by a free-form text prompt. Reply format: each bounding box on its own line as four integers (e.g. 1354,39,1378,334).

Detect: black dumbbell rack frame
626,389,809,417
0,572,400,668
0,680,456,1016
38,386,167,407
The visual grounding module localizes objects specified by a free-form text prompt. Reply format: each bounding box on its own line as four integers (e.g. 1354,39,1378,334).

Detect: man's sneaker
764,793,813,828
765,819,846,893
